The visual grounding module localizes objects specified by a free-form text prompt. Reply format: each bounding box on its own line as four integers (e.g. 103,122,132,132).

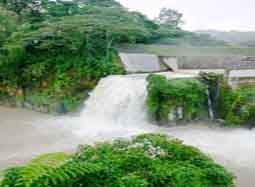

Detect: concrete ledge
119,53,168,73
229,70,255,88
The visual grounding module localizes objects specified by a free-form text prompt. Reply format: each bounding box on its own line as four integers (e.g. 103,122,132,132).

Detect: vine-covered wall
146,74,208,124
146,73,255,127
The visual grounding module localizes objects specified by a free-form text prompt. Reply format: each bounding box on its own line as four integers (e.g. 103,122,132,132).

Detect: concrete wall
228,70,255,89
176,56,255,70
119,53,167,73
119,53,255,73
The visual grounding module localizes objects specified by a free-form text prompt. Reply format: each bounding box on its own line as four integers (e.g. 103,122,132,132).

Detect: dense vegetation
0,134,234,187
0,0,158,112
146,74,207,123
217,86,255,126
0,0,230,113
146,74,255,127
200,72,255,126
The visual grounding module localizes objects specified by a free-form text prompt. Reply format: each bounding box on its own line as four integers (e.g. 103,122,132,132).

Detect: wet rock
49,102,67,114
24,101,33,110
16,100,24,108
39,105,49,113
214,119,227,126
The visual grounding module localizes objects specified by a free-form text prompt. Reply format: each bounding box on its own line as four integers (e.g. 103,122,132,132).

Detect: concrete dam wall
119,53,255,73
177,56,255,70
119,53,168,73
119,53,255,88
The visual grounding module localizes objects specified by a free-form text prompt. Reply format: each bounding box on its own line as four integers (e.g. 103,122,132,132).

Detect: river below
1,106,255,186
1,74,255,186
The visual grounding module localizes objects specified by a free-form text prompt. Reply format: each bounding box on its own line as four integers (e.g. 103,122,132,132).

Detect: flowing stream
1,73,255,186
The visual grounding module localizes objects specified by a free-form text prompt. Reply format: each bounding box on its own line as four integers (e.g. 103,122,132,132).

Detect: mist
117,0,255,31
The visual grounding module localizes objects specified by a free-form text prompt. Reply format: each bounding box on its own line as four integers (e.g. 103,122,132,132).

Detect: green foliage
0,0,229,113
218,86,255,126
30,152,69,165
0,134,234,187
146,74,255,127
198,72,255,126
0,152,68,187
0,0,163,112
146,75,207,123
0,7,19,47
156,8,183,29
81,0,122,7
199,72,224,112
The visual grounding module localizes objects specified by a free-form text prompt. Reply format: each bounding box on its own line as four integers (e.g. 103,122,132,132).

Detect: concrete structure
160,57,178,72
229,70,255,89
120,53,255,72
119,53,167,73
119,52,255,88
176,56,255,70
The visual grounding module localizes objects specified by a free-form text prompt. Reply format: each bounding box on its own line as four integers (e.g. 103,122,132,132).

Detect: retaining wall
174,56,255,70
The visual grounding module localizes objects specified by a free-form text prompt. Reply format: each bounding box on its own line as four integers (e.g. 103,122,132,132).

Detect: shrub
147,73,255,127
0,134,234,187
219,87,255,126
146,74,208,123
0,152,69,187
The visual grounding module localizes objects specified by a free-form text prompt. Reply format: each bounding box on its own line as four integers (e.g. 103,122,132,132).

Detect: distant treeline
197,30,255,47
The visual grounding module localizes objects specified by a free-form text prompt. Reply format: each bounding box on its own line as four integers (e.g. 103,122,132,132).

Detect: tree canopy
0,0,168,112
0,0,227,112
156,8,184,29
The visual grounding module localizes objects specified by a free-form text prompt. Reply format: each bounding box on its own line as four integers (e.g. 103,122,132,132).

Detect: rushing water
1,73,255,186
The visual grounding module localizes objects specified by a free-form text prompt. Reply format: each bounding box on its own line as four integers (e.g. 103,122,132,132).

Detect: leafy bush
0,7,19,47
146,74,207,123
0,152,69,187
218,86,255,126
199,72,255,126
0,134,234,187
147,73,255,127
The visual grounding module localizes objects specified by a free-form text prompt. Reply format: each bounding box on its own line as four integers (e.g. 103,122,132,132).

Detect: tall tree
156,8,183,29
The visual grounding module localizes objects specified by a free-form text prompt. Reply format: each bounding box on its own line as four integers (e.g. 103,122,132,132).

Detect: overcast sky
117,0,255,31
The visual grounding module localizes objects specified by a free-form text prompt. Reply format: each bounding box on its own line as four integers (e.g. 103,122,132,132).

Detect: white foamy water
60,72,196,141
1,73,255,186
58,74,161,142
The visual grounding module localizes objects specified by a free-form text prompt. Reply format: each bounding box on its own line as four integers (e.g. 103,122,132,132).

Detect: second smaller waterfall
206,89,214,120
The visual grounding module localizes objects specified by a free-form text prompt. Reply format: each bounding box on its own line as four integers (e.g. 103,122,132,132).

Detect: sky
117,0,255,31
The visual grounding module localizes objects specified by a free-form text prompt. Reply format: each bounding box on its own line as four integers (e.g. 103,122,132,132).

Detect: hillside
197,30,255,47
0,0,238,113
0,0,189,113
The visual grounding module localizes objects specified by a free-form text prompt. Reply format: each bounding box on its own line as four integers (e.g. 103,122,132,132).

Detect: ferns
1,134,235,187
1,153,68,187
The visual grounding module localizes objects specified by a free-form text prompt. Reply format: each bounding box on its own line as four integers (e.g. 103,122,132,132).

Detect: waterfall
81,75,148,126
4,74,255,184
63,72,211,141
66,74,161,141
206,89,214,120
